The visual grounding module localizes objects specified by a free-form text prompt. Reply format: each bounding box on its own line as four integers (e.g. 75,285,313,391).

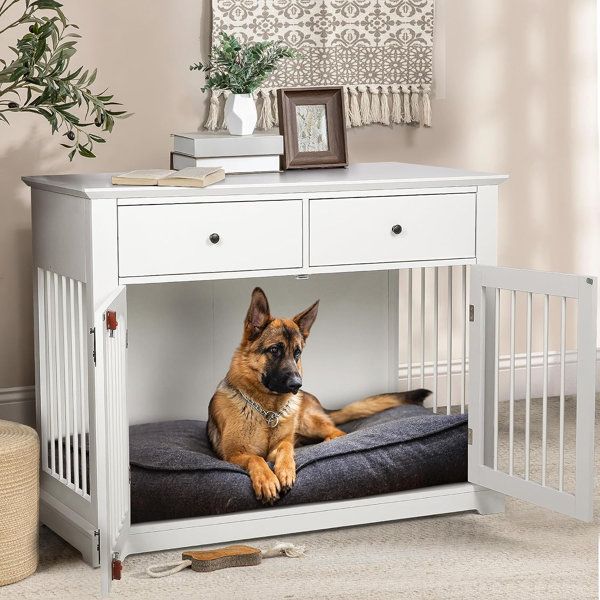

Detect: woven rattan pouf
0,419,39,586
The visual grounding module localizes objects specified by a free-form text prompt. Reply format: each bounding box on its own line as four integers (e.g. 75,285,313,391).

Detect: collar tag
265,411,280,428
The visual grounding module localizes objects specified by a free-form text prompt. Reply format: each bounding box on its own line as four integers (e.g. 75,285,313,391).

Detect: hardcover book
171,152,280,174
172,131,283,158
111,167,225,188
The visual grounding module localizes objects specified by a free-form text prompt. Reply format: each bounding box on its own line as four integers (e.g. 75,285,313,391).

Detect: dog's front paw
251,466,281,505
274,461,296,495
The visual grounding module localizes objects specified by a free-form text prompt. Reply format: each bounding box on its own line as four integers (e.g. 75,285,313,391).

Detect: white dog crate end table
24,163,597,596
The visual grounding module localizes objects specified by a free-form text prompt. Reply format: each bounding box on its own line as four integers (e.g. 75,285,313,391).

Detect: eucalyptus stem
191,32,297,95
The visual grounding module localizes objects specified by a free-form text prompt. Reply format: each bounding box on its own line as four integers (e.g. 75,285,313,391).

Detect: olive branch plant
0,0,130,160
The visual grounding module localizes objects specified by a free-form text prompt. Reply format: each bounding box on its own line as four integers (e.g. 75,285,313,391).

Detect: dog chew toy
146,543,306,578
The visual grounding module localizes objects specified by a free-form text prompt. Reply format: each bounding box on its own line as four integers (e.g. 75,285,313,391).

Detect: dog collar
234,387,293,428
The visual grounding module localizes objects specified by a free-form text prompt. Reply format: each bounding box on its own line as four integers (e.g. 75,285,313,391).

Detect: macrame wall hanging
207,0,434,130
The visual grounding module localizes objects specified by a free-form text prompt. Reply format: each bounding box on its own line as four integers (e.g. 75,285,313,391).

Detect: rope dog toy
146,543,306,578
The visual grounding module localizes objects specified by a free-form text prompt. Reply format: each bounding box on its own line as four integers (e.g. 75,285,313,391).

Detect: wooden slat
525,292,532,481
542,294,549,487
574,276,597,521
461,265,467,413
493,288,500,470
114,325,120,540
559,296,566,492
116,325,124,532
509,290,516,476
446,267,453,414
113,325,119,532
107,320,116,542
38,269,49,473
420,268,425,388
61,276,72,487
407,270,413,389
53,273,64,480
120,322,127,514
68,278,80,493
46,271,56,475
433,267,439,413
76,281,89,498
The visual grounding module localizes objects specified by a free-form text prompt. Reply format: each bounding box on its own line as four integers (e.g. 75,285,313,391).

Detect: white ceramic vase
224,93,257,136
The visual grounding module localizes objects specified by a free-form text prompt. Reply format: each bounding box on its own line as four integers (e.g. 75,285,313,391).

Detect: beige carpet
2,399,598,600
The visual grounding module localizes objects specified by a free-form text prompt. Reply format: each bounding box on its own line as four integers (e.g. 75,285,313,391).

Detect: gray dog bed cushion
130,404,468,523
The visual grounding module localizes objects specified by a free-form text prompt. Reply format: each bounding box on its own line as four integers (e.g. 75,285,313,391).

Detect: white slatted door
36,269,93,503
468,266,597,521
95,288,129,597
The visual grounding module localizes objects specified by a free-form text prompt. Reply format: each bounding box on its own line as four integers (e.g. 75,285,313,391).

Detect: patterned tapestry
207,0,434,129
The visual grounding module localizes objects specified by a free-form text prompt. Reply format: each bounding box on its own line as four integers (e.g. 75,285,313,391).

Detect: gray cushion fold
130,404,468,523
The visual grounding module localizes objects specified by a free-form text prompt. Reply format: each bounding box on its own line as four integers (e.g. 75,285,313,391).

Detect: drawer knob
209,233,220,245
391,224,403,235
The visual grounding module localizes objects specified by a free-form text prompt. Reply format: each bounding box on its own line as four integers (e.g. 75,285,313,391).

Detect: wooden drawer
309,194,476,266
118,200,302,277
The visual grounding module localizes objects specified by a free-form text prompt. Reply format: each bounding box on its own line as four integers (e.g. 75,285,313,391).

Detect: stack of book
170,131,283,174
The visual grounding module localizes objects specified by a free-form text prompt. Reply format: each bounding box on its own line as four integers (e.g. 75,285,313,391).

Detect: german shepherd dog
207,287,430,504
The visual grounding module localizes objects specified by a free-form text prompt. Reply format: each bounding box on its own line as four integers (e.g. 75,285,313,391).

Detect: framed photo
277,87,348,170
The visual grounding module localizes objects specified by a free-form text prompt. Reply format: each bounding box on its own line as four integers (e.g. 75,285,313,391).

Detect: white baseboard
399,349,600,407
0,386,36,426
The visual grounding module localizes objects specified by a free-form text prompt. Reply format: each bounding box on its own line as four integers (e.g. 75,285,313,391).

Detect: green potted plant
191,32,296,135
0,0,129,159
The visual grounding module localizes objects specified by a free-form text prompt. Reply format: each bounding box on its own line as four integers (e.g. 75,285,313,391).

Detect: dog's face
238,287,319,395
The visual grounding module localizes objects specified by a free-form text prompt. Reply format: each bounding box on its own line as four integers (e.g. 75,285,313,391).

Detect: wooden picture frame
277,87,348,170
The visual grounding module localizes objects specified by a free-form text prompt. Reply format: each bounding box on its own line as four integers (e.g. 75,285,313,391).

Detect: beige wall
1,0,598,388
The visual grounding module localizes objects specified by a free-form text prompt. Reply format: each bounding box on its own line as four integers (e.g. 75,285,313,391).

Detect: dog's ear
293,300,319,339
244,287,271,340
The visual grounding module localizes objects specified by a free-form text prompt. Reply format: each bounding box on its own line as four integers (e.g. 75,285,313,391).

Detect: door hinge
90,328,96,366
112,553,123,581
125,329,129,349
94,529,100,565
469,305,475,322
467,428,473,445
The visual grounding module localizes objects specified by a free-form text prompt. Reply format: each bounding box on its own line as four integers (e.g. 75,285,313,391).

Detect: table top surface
23,161,508,200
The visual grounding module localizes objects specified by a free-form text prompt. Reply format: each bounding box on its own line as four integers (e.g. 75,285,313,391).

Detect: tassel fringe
421,83,432,127
257,89,274,130
357,84,372,125
204,89,222,131
410,84,421,124
271,89,279,126
343,87,351,128
348,86,362,127
369,85,381,124
401,84,412,123
204,84,433,131
380,86,390,126
390,84,402,124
